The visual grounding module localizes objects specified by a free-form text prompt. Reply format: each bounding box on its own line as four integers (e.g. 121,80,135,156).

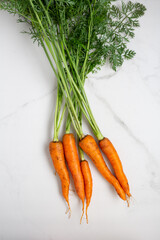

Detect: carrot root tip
86,206,88,224
65,208,71,219
129,195,136,206
126,195,131,207
65,203,71,218
80,203,84,224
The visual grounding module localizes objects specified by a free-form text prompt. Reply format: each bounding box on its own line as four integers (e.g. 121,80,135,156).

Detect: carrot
63,133,85,223
99,138,131,197
80,160,92,224
79,135,126,201
49,141,70,211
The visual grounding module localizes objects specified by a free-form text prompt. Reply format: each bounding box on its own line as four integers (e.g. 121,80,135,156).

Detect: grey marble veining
0,88,57,123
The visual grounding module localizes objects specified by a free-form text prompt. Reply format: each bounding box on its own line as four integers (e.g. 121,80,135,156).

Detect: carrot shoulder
49,141,70,209
99,138,131,197
80,160,93,224
63,133,85,220
79,135,126,201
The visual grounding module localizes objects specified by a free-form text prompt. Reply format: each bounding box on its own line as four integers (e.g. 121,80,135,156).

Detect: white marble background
0,0,160,239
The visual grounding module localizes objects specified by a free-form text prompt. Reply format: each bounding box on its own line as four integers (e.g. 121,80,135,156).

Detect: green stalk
40,37,65,141
51,44,82,135
49,45,83,138
38,0,52,26
78,105,85,161
40,39,82,138
79,146,85,161
65,113,71,134
53,82,65,141
53,86,59,142
56,42,97,133
30,0,84,138
56,43,98,128
57,104,66,134
61,40,103,140
81,0,95,83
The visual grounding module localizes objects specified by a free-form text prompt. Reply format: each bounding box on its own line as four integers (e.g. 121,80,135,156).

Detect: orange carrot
63,133,85,222
80,160,92,224
49,141,70,210
79,135,126,201
99,138,131,197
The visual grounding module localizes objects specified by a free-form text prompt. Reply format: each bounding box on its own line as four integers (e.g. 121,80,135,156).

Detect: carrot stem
79,147,85,161
53,84,60,142
63,39,103,140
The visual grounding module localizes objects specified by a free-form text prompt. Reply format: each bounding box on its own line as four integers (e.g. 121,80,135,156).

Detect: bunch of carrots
50,133,131,223
1,0,146,223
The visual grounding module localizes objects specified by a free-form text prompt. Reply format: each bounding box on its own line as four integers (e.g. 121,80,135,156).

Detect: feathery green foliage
0,0,146,72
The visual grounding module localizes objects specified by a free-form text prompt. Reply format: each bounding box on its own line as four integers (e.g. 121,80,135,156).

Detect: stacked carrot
49,133,130,223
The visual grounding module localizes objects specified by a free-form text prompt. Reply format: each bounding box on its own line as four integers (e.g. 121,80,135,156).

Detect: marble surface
0,1,160,239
